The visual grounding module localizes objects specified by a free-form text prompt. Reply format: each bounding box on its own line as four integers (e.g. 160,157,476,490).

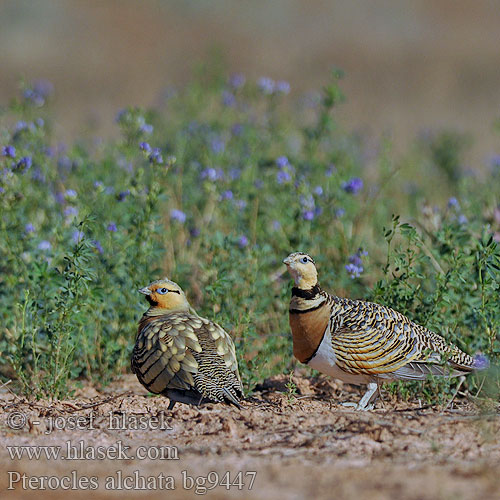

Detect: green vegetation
1,69,499,403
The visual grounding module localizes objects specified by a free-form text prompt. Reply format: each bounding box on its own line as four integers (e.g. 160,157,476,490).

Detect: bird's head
139,278,189,314
283,252,318,289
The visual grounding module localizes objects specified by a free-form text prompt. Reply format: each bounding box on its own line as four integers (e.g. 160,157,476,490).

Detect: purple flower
345,248,368,279
94,181,103,189
139,123,153,134
229,168,241,180
335,207,345,218
65,189,77,199
342,177,363,194
201,167,224,182
170,209,186,223
149,148,163,165
25,223,35,234
490,154,500,169
222,91,236,107
271,220,281,231
38,240,52,251
118,189,130,201
35,118,44,128
458,214,468,225
276,156,289,168
302,210,315,221
231,123,243,136
220,190,234,200
107,222,117,232
473,354,489,370
326,164,336,177
313,186,324,196
234,200,247,210
258,77,275,95
190,227,201,238
277,170,291,184
275,80,290,94
23,80,54,106
2,146,16,158
229,73,246,89
16,156,32,171
447,197,459,209
237,235,249,248
93,240,103,254
72,230,84,243
139,142,152,153
300,194,315,211
210,137,225,155
64,206,78,218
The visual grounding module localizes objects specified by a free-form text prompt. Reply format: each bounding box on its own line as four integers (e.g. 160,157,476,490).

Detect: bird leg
341,382,379,411
167,400,176,410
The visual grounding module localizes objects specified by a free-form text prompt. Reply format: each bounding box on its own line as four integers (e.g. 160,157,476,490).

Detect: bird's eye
301,256,308,264
157,287,169,295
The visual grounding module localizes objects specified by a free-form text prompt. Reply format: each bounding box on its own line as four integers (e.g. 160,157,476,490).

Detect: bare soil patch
1,375,499,499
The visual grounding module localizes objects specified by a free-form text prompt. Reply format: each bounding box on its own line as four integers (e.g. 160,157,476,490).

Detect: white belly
307,327,370,386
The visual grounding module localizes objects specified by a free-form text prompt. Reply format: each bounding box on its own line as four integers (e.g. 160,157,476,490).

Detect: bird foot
341,402,374,411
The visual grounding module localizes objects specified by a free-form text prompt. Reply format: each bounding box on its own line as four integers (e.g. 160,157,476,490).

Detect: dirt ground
1,374,499,500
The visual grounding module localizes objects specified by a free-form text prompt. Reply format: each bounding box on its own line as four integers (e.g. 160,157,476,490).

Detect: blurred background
1,0,499,163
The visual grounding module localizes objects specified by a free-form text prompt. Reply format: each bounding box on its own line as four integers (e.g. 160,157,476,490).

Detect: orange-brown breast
289,305,330,363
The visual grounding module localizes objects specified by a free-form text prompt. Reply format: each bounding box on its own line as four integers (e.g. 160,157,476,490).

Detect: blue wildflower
149,148,163,165
473,354,489,370
234,200,247,210
16,156,32,171
2,146,16,158
93,240,104,254
210,137,225,155
107,222,117,232
23,80,54,106
72,230,84,243
335,207,345,218
458,214,468,225
65,189,77,199
326,164,336,177
277,170,291,184
118,190,130,201
258,77,275,95
276,156,289,168
220,190,234,200
190,228,201,238
447,197,459,209
201,167,224,181
94,181,104,189
139,142,152,153
139,123,153,134
229,168,241,180
313,186,323,196
345,248,368,279
275,80,290,94
229,73,245,89
302,210,315,221
342,177,363,194
25,223,35,234
237,235,249,248
64,206,78,218
231,123,243,136
170,209,187,223
271,220,281,231
222,91,236,107
38,240,52,251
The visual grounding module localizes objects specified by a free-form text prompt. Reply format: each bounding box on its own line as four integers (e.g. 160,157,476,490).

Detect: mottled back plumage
283,252,485,410
132,279,243,409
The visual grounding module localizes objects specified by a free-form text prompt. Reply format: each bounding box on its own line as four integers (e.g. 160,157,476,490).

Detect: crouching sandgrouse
132,278,243,410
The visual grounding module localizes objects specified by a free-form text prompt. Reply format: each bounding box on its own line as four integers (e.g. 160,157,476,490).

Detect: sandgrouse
283,252,488,410
132,278,243,410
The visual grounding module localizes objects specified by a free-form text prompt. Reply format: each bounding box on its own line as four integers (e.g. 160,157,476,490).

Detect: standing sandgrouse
132,278,243,410
283,252,488,410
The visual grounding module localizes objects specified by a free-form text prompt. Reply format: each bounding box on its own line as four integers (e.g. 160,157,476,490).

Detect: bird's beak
138,286,151,295
283,256,292,266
